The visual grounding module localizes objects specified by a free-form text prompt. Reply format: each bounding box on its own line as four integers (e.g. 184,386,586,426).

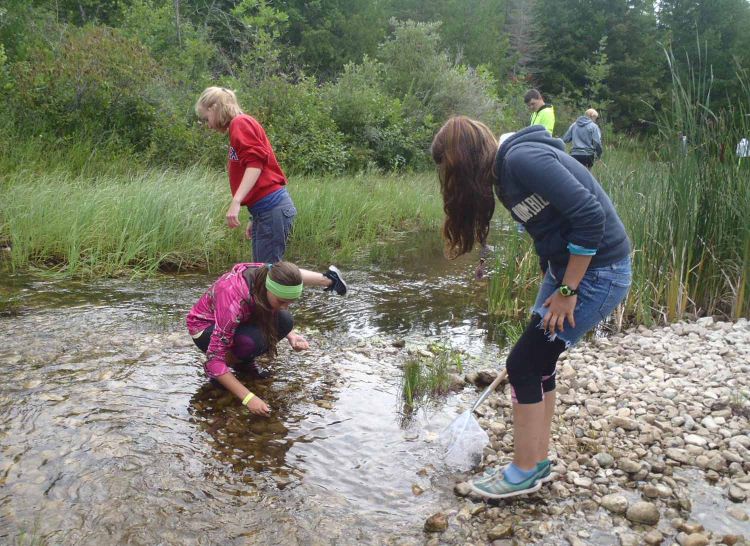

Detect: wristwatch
558,284,579,297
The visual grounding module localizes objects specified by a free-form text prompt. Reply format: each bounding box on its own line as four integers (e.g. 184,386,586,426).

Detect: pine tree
505,0,543,78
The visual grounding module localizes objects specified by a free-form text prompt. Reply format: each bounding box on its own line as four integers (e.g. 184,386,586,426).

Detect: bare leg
512,401,546,471
299,268,333,289
537,390,556,461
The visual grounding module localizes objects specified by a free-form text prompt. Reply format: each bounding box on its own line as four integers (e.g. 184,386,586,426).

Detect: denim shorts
249,192,297,263
530,255,632,347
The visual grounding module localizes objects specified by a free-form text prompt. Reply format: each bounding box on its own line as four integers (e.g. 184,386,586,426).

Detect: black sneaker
322,265,347,295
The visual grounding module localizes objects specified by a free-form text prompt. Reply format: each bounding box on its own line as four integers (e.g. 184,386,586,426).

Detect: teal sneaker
469,469,542,499
477,460,553,484
533,460,554,483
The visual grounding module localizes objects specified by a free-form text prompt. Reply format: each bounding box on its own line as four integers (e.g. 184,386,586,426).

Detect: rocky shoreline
424,318,750,546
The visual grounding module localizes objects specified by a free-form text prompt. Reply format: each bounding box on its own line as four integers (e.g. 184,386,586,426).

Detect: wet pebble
486,522,513,540
601,493,629,515
644,529,664,545
679,533,710,546
728,484,748,502
594,452,615,468
626,501,660,525
726,506,749,521
454,482,471,497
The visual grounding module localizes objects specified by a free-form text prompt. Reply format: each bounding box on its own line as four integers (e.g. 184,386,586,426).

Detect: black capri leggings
193,310,294,363
505,314,566,404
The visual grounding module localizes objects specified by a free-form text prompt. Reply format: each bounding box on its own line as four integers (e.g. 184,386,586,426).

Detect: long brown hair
249,261,302,358
430,116,497,258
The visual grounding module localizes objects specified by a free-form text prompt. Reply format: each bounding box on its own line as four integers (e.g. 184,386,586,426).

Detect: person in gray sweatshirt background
562,108,603,169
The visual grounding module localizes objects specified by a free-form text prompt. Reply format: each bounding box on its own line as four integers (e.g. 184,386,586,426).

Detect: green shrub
242,76,349,174
121,0,217,84
10,25,161,149
324,57,418,171
375,19,503,155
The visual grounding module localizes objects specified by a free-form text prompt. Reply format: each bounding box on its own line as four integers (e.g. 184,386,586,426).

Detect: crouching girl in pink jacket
187,261,308,416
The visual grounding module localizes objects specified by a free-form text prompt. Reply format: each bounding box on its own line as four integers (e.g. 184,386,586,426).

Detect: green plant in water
401,345,465,409
148,306,183,333
0,286,22,317
487,223,542,320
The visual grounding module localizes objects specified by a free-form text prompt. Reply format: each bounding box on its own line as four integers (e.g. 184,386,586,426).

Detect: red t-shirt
227,114,287,207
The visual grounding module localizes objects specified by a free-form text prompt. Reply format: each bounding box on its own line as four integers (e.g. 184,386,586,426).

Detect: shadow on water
0,232,524,544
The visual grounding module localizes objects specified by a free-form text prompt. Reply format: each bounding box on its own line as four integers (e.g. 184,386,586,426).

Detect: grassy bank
2,129,747,323
0,169,443,276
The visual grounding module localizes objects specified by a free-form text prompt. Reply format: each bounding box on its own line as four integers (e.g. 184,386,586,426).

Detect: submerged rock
424,512,449,533
681,533,710,546
454,482,472,497
486,522,513,540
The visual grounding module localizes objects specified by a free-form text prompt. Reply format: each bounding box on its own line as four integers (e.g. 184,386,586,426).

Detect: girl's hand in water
247,396,270,417
245,220,253,240
287,332,309,351
542,292,577,333
226,199,242,228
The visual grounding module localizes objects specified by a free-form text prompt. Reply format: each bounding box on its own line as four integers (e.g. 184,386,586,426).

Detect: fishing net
439,409,489,471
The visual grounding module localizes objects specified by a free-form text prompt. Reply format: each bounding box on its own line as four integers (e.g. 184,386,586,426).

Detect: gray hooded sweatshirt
562,116,603,158
494,126,630,270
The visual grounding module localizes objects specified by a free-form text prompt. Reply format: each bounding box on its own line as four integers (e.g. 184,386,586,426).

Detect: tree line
1,0,748,173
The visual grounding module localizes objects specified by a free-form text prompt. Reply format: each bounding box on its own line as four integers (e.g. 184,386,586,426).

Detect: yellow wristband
242,392,255,406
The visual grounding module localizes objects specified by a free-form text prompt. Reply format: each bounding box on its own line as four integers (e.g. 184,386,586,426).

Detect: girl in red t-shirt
194,87,347,295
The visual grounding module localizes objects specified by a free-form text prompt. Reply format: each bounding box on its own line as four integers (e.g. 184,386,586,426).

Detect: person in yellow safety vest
524,89,555,135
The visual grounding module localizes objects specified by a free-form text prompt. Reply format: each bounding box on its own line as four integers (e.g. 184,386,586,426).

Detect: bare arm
227,167,262,228
214,371,270,416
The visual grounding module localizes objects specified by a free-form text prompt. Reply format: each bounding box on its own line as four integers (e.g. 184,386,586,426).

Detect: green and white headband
265,265,303,300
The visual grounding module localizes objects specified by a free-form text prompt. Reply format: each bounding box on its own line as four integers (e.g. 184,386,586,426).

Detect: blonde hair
585,108,599,121
195,87,243,129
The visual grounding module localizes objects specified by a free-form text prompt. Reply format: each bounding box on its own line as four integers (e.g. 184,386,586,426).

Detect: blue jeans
249,192,297,263
531,255,632,347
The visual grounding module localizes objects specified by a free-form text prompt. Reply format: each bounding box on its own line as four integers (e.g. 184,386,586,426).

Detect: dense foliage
1,0,749,173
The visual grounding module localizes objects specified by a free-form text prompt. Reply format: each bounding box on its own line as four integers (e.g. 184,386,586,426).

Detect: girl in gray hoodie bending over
431,117,631,499
562,108,603,169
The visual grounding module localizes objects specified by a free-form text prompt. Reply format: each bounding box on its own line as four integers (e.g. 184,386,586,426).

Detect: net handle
471,369,507,413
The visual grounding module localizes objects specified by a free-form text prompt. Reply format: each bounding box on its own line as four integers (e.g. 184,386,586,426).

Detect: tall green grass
607,50,749,322
488,52,750,323
0,168,442,276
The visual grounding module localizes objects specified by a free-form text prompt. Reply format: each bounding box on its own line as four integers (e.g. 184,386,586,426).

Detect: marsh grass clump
401,344,465,409
487,228,541,320
0,297,22,317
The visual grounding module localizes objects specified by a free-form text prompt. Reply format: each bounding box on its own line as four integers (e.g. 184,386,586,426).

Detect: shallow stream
2,234,744,545
0,234,506,545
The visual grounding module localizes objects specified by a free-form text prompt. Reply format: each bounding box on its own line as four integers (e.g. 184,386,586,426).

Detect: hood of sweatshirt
575,116,593,127
496,125,565,171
